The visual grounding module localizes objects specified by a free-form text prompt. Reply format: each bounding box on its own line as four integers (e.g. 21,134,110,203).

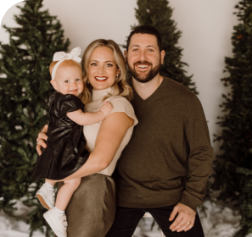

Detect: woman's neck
92,87,112,101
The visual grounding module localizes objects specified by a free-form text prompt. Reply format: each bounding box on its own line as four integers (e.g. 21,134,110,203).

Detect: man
106,25,213,236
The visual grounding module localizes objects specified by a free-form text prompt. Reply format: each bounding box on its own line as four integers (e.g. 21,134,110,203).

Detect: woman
36,39,138,237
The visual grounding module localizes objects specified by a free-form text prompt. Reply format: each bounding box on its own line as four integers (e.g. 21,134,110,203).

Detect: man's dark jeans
106,205,204,237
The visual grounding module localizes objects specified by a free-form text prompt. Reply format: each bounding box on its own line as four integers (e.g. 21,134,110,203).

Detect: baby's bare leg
55,178,81,211
45,179,57,187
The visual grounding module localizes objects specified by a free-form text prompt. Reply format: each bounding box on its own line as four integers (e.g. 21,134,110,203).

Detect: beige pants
59,173,116,237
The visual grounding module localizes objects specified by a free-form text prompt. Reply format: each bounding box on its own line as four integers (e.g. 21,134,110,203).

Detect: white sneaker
43,207,67,237
36,184,55,209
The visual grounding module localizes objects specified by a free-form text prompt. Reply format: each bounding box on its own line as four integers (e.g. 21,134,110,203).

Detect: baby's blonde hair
81,39,133,104
49,60,81,79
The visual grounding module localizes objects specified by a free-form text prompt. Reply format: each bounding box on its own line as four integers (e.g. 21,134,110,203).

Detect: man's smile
137,65,148,68
134,62,152,72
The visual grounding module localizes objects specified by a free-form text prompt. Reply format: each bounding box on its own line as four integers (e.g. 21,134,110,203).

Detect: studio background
2,1,250,237
0,0,239,152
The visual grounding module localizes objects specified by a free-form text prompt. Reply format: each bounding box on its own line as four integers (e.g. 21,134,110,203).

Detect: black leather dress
32,92,89,180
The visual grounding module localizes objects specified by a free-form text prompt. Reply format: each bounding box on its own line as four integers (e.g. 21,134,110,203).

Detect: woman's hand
63,112,133,181
36,124,48,155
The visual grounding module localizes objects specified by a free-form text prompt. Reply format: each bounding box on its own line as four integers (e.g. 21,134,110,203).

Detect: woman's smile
94,76,108,81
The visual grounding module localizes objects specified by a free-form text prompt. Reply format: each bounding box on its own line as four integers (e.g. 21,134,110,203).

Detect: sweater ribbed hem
117,188,184,209
180,193,202,212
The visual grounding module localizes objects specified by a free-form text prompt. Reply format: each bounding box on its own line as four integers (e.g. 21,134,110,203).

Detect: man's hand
169,203,196,232
36,124,48,155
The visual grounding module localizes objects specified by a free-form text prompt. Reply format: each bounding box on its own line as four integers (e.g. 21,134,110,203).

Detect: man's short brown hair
126,25,163,52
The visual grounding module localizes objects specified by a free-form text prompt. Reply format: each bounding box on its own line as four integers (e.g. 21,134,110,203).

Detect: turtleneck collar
91,87,112,102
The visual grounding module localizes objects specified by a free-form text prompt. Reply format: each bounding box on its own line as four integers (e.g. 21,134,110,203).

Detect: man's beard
127,60,161,83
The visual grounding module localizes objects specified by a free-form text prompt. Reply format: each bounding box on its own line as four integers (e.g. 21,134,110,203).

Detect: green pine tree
235,167,252,237
130,0,197,94
212,1,252,235
0,0,70,236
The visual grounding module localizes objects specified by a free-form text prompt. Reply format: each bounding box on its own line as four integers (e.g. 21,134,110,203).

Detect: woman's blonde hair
81,39,133,104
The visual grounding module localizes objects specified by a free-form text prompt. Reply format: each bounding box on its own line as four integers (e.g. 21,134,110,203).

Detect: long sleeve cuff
180,193,202,212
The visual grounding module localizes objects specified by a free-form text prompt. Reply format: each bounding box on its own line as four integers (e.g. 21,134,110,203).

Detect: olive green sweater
114,77,213,211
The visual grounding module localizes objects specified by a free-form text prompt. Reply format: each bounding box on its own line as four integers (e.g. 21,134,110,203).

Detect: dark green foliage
235,168,252,237
0,0,69,235
212,0,252,236
129,0,197,94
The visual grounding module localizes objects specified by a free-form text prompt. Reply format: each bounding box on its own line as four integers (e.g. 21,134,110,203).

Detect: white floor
0,201,251,237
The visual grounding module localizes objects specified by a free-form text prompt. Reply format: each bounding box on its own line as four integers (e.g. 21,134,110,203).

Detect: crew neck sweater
114,77,213,211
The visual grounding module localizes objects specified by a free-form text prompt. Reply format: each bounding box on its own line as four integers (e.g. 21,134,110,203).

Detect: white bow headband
51,47,82,80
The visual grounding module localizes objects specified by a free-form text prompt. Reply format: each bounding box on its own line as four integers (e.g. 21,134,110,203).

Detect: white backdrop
0,0,238,152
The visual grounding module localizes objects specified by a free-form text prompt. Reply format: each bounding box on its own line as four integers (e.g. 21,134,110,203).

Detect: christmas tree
0,0,70,236
235,167,252,236
130,0,197,94
212,0,252,236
